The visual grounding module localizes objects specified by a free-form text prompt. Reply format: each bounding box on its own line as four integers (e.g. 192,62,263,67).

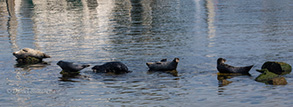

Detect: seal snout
91,65,100,72
173,58,179,63
83,64,90,68
57,60,63,65
44,54,51,58
126,70,132,73
12,51,19,56
146,62,151,66
217,58,226,64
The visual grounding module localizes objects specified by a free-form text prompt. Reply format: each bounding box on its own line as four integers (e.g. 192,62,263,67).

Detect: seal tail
241,65,254,75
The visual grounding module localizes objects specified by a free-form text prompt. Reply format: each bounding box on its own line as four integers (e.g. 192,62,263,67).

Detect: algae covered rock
268,77,287,85
257,61,291,75
16,56,43,64
255,69,279,82
255,69,287,85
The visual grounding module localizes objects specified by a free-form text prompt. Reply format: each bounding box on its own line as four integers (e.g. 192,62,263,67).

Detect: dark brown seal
92,62,131,74
217,58,253,75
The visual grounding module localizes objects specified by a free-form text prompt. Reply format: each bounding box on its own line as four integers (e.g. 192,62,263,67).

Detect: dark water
1,0,293,106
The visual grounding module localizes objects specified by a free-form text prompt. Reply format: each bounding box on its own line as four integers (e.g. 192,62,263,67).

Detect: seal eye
22,49,28,52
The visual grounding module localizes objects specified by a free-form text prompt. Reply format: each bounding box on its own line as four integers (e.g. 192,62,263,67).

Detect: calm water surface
0,0,293,106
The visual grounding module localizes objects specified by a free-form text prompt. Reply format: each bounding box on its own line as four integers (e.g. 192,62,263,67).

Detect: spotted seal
217,58,253,75
146,58,179,71
13,48,50,59
13,48,50,64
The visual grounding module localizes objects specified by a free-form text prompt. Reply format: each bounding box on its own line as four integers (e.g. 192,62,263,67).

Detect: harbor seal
217,58,253,75
92,62,131,74
57,61,90,72
146,58,179,71
13,48,50,59
13,48,50,64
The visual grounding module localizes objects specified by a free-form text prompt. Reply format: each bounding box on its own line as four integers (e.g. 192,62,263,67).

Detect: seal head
57,60,90,72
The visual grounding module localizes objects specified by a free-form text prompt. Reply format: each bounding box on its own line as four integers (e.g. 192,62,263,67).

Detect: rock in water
16,56,43,64
257,61,291,75
268,77,287,85
255,69,279,82
255,69,287,85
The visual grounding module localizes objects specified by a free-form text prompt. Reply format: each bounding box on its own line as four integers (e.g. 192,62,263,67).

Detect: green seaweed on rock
255,69,287,85
16,56,42,64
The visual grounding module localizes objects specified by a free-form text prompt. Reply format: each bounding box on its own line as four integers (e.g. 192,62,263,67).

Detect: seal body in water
217,58,253,75
92,62,131,74
146,58,179,71
57,61,90,72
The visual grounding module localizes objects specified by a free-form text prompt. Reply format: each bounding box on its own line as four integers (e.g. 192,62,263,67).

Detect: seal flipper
161,59,167,62
43,53,51,58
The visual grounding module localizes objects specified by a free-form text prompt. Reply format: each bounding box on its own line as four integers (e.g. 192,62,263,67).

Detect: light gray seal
146,58,179,71
57,61,90,72
13,48,50,59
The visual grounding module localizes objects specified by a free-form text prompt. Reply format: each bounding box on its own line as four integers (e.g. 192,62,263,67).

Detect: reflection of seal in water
146,58,179,71
57,61,90,72
148,70,178,77
92,62,131,74
217,58,253,75
13,48,50,59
